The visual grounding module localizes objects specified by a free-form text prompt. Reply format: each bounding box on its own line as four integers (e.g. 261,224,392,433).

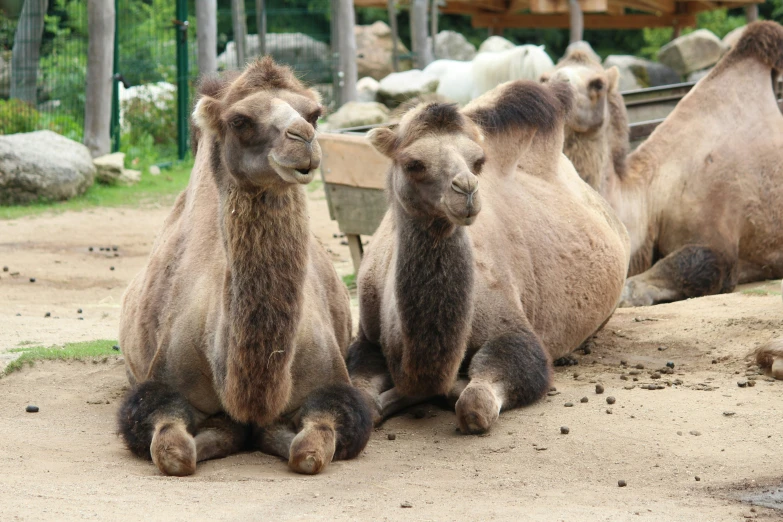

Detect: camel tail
117,380,197,459
720,21,783,75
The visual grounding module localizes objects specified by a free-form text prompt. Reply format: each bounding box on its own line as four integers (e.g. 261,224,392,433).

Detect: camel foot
773,358,783,380
618,279,655,307
151,421,197,476
455,382,500,435
288,420,336,475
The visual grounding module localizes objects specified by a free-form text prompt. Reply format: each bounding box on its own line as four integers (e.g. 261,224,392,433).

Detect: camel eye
473,157,485,174
306,112,320,129
589,79,605,91
229,116,250,130
405,160,425,174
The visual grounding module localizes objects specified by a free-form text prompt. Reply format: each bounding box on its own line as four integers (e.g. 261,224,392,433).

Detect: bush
120,83,178,160
0,99,40,134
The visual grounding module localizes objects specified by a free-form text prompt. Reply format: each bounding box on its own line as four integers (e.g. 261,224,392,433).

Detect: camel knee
455,381,500,434
151,421,197,476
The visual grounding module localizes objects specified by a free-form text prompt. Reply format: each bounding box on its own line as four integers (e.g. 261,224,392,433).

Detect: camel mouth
269,155,316,185
445,205,480,227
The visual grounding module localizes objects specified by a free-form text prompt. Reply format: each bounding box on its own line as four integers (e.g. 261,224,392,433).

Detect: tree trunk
10,0,47,104
84,0,115,157
196,0,217,75
745,4,758,23
568,0,583,44
387,0,399,72
333,0,357,105
256,0,267,56
410,0,432,69
231,0,247,67
430,0,438,60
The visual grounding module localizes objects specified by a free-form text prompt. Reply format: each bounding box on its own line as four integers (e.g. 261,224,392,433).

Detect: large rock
722,25,746,51
355,21,412,80
356,76,380,103
93,152,141,186
0,131,95,204
434,31,476,61
327,101,389,130
658,29,724,76
217,33,332,83
478,36,515,53
377,70,439,107
604,55,681,90
561,40,600,64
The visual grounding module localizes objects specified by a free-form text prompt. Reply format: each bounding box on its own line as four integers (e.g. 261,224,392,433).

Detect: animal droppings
112,345,120,351
78,317,84,321
689,430,701,436
77,308,83,314
695,476,701,481
564,402,574,407
723,411,735,416
737,380,748,388
606,396,616,405
112,246,118,251
29,278,36,283
666,361,675,369
618,480,627,487
635,364,645,369
595,384,604,394
110,266,115,271
2,266,8,272
387,433,396,441
747,380,756,387
650,372,661,380
606,409,612,414
400,501,412,508
26,405,39,413
560,426,570,434
44,312,51,318
88,247,93,252
620,359,628,366
658,346,667,351
580,397,588,403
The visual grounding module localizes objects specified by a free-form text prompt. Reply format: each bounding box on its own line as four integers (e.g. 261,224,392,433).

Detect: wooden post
430,0,438,60
387,0,399,72
672,25,682,40
333,0,357,105
488,27,503,37
346,235,364,273
10,0,47,104
231,0,247,67
256,0,267,56
196,0,217,75
568,0,583,44
84,0,115,157
410,0,432,69
745,4,758,22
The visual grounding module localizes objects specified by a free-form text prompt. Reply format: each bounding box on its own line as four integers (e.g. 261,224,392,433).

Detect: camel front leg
194,414,250,462
346,330,394,425
456,329,551,435
620,245,737,307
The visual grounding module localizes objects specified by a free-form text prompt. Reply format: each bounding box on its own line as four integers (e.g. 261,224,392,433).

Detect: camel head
368,103,485,227
541,50,619,134
192,57,323,189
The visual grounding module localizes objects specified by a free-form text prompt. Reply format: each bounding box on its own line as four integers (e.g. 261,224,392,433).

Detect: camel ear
367,126,397,157
605,66,620,93
192,95,223,134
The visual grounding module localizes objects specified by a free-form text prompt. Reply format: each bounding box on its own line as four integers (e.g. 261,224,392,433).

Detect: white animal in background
478,35,516,53
422,44,555,105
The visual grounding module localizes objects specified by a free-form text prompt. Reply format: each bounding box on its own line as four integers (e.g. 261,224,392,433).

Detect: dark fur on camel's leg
456,329,551,434
346,331,393,423
288,383,374,474
117,380,199,476
194,414,250,462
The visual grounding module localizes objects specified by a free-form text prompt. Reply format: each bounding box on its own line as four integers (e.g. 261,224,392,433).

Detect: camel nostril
296,168,311,175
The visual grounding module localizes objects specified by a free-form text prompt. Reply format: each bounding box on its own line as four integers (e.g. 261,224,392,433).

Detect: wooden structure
320,79,783,272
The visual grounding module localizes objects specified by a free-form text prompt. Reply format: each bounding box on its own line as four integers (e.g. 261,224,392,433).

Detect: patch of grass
0,161,194,220
3,339,119,375
741,288,781,297
342,273,356,290
307,177,323,193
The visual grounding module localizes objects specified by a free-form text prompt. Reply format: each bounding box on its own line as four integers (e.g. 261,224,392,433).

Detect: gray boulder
478,36,515,53
0,131,95,204
355,21,412,80
687,67,712,83
93,152,141,186
356,76,380,103
217,33,332,83
604,55,681,90
658,29,725,76
377,70,439,107
327,101,390,130
434,31,476,61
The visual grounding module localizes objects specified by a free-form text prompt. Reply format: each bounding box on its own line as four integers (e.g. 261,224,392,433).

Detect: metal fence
1,0,336,161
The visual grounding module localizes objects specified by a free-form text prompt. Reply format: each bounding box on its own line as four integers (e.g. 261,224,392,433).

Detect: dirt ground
1,184,782,521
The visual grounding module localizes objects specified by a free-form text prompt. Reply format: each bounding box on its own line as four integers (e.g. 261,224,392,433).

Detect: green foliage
641,8,746,60
3,339,119,376
342,273,356,290
120,84,178,162
0,98,81,139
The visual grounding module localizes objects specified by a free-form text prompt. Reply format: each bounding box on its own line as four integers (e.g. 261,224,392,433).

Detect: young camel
117,58,372,476
347,81,630,433
545,21,783,307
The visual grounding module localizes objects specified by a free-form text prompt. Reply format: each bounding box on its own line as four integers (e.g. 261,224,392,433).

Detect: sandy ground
0,184,782,521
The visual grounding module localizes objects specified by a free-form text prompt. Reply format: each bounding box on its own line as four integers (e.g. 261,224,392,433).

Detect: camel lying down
547,21,783,306
117,58,372,476
347,81,630,432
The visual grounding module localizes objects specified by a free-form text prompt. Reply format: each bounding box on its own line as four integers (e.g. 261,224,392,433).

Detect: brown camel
117,58,372,476
545,21,783,307
346,81,630,434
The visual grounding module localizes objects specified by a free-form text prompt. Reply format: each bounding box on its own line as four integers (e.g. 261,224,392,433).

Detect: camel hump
724,21,783,73
464,80,572,137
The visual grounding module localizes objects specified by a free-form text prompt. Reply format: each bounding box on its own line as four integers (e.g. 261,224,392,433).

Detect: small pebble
99,247,105,251
2,266,7,272
618,480,627,487
747,380,756,387
77,308,83,314
110,266,115,271
78,317,84,321
29,277,36,283
580,397,588,403
44,312,51,318
112,246,119,252
723,411,735,416
15,313,21,316
560,426,570,434
658,346,667,351
595,384,604,394
620,359,628,366
629,370,640,375
689,430,701,436
635,363,645,369
695,476,701,481
606,396,616,405
26,405,39,413
650,372,661,380
88,247,94,252
400,501,412,508
606,409,612,414
666,361,675,369
737,380,748,388
677,431,683,435
387,433,396,441
564,402,574,407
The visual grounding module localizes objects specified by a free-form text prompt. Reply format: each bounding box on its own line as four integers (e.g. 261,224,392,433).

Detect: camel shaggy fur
346,81,630,434
117,58,372,476
547,21,783,307
754,280,783,380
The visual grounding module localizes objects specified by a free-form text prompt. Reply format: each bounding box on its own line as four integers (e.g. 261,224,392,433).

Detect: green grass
741,288,782,297
0,161,194,220
342,273,356,290
3,339,119,376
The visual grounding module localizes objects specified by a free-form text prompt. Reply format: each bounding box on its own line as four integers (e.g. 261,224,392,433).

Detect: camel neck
564,127,607,190
391,206,475,396
217,183,310,424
